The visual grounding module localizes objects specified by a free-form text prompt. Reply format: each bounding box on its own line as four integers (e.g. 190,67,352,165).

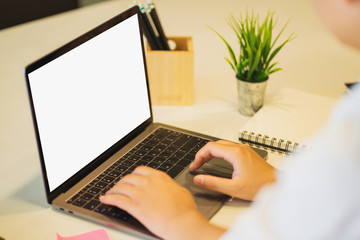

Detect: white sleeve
221,84,360,240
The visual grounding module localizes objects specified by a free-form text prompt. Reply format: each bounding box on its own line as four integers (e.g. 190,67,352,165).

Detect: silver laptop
24,6,267,239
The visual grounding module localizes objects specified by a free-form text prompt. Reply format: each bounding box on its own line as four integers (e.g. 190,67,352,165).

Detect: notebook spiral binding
238,130,304,154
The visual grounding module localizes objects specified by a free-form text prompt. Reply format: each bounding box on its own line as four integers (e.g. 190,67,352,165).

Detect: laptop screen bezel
24,6,153,203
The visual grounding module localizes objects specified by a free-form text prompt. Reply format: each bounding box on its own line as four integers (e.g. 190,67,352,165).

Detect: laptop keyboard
66,127,209,221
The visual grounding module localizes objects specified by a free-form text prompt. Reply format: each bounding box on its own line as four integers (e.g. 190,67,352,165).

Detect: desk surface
1,0,359,239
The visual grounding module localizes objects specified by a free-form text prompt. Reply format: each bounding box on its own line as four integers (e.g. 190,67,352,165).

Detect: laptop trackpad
201,158,233,178
175,158,233,218
190,157,233,179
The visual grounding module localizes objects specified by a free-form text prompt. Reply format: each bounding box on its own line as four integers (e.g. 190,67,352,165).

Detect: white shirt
221,84,360,240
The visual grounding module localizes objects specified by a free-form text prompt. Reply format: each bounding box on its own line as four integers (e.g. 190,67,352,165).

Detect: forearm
162,211,226,240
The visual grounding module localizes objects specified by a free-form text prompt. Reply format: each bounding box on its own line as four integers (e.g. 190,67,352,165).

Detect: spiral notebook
238,88,337,165
239,130,303,154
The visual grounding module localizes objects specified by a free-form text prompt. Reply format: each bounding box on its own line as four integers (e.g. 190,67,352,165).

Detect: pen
138,2,162,50
146,0,170,50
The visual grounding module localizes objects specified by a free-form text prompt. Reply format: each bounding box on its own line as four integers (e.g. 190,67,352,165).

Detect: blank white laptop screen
28,14,151,192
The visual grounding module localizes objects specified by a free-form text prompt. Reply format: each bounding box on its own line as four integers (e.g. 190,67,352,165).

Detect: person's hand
190,140,277,201
100,166,225,240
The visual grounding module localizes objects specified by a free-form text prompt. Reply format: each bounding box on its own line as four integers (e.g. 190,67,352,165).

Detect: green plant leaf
269,67,282,74
271,19,289,49
207,25,238,67
266,34,293,70
256,72,269,82
225,57,236,72
267,61,279,72
236,71,245,80
228,14,241,42
248,42,262,81
209,9,295,82
261,15,273,64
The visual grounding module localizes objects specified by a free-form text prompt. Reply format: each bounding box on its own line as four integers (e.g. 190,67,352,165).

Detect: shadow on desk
0,174,49,215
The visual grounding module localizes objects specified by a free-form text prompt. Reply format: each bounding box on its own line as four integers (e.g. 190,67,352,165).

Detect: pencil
139,2,162,50
146,0,170,50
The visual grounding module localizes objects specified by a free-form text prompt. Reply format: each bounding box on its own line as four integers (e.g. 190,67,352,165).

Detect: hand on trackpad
190,158,233,179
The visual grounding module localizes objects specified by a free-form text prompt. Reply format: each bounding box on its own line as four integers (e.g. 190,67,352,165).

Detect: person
100,0,360,239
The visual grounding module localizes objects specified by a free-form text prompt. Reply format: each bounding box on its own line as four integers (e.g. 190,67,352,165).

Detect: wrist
162,211,226,240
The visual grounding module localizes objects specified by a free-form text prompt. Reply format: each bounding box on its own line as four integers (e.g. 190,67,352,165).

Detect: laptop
24,6,267,239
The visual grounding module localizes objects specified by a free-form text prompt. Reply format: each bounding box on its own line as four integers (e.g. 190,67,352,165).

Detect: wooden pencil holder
146,36,194,105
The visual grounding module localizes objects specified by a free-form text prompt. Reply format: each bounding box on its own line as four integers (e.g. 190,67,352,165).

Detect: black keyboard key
165,134,178,141
107,165,115,171
85,182,95,188
174,134,190,145
133,160,148,166
122,160,135,167
93,176,101,182
190,149,199,155
94,192,105,200
106,207,131,221
80,193,94,201
118,156,129,162
88,187,101,195
95,204,113,214
128,165,137,172
196,139,209,148
128,154,141,161
79,188,86,194
160,162,173,170
178,159,192,167
84,199,100,210
142,154,154,162
182,138,200,150
148,150,159,157
99,171,108,178
152,145,166,152
67,194,79,204
160,139,172,146
166,146,178,153
141,144,153,151
73,198,87,207
172,152,185,159
153,156,166,164
102,186,112,193
147,161,160,169
167,165,185,178
109,170,121,178
95,181,108,189
177,148,188,154
116,165,129,172
128,148,136,154
112,160,121,166
159,151,172,159
155,128,171,136
119,212,132,221
146,140,159,147
134,150,146,156
102,176,115,183
166,158,179,165
183,153,195,161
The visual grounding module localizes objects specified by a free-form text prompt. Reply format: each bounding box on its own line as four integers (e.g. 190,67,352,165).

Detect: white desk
1,0,359,239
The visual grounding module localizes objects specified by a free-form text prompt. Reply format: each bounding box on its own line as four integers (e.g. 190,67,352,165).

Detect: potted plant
210,10,294,116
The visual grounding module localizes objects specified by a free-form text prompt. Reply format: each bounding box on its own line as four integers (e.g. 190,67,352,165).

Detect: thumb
193,174,234,196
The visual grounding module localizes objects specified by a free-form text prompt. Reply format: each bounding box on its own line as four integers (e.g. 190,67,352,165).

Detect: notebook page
239,87,338,167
